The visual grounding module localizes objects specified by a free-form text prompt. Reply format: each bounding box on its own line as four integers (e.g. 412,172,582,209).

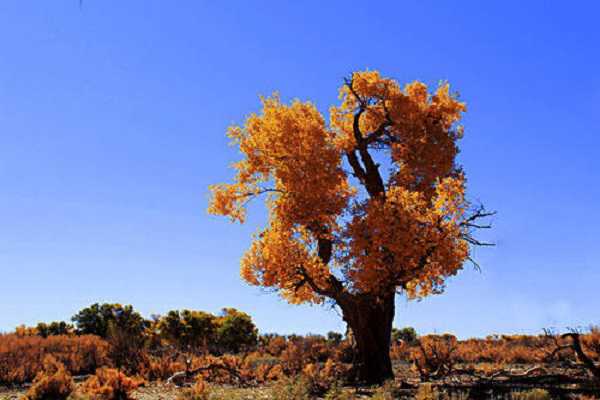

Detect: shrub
582,326,600,360
0,333,109,385
323,381,355,400
413,335,458,379
216,308,258,353
270,375,311,400
261,334,288,356
415,383,445,400
371,381,395,400
79,367,143,400
158,310,217,352
138,354,185,381
72,304,147,339
326,332,343,346
392,327,418,345
176,376,211,400
22,356,74,400
36,321,74,338
511,389,551,400
105,321,146,374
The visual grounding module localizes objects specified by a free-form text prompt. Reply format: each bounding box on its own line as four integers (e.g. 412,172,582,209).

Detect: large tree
209,70,492,383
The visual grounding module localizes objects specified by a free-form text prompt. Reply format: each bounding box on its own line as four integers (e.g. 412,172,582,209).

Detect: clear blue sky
1,1,599,338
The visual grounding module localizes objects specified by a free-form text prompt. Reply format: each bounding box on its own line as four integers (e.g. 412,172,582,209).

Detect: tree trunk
340,292,395,384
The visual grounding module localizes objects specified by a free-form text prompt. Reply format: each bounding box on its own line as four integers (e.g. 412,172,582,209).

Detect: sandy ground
0,383,315,400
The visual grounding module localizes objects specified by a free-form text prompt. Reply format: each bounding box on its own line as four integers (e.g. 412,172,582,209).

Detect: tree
209,70,493,383
158,309,217,351
216,308,258,353
71,303,145,339
392,327,418,345
327,331,343,346
71,303,146,372
36,321,73,338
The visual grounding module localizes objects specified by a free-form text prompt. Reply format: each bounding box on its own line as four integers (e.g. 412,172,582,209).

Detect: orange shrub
453,335,551,364
79,367,143,400
22,355,74,400
262,335,287,356
0,333,109,385
582,327,600,360
300,358,348,394
412,335,458,379
176,376,210,400
390,340,411,361
138,354,186,381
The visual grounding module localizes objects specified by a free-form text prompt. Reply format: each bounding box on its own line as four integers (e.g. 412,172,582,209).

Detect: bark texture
340,292,395,384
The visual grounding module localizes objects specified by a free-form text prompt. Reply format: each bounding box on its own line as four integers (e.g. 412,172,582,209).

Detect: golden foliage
79,367,143,400
22,356,74,400
412,334,458,379
0,333,109,385
209,70,475,303
176,376,211,400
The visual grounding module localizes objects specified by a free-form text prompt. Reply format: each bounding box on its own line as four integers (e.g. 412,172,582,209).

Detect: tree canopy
209,70,491,305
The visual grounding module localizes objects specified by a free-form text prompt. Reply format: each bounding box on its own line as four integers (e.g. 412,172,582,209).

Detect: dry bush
79,367,143,400
270,375,312,400
390,340,411,361
176,376,211,400
453,335,551,364
413,335,458,379
138,354,185,381
371,381,396,400
261,334,288,356
510,389,551,400
581,327,600,360
22,355,75,400
323,381,356,400
414,383,443,400
0,333,109,385
301,359,350,395
279,336,334,375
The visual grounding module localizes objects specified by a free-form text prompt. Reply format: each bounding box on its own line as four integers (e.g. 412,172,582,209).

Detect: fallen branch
166,358,245,387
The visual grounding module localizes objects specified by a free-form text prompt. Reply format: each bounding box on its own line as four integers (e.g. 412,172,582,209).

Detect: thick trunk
340,292,395,384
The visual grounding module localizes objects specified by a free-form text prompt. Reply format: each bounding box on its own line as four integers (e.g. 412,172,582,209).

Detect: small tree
72,303,146,372
36,321,73,338
216,308,258,353
392,327,418,345
209,70,493,383
327,331,343,346
158,309,217,351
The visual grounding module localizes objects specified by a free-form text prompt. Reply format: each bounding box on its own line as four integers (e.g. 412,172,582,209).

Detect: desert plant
79,367,143,400
323,381,355,400
511,389,551,400
371,380,395,400
22,356,74,400
216,308,258,354
176,376,211,400
0,333,109,385
413,335,458,379
35,321,74,338
271,375,311,400
415,383,448,400
392,327,418,345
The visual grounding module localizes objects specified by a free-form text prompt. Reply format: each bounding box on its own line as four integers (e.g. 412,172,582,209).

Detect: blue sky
1,1,599,338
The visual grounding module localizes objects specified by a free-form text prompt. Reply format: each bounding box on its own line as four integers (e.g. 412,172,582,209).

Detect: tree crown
209,70,492,304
